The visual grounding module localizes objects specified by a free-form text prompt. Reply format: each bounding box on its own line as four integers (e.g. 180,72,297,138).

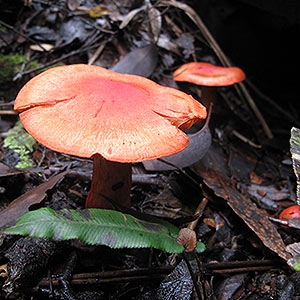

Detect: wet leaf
286,217,300,230
0,208,205,254
244,183,290,209
66,0,81,11
59,17,92,44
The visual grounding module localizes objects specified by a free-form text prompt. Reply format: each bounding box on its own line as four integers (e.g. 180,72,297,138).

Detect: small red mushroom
173,62,245,86
14,64,207,209
279,205,300,228
173,62,245,108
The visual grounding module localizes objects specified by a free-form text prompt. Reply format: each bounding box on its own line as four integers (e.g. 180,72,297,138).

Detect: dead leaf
87,4,110,18
143,108,211,171
287,217,300,230
286,243,300,271
0,170,68,227
192,143,291,261
215,273,247,300
146,2,162,41
119,5,146,29
110,44,158,78
244,183,290,209
0,163,23,178
66,0,81,11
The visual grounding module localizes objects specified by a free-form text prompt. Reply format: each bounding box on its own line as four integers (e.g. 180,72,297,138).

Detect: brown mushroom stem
200,86,217,108
85,154,132,209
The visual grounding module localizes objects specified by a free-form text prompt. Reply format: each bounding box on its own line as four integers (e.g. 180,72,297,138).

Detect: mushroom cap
15,64,207,163
173,62,245,86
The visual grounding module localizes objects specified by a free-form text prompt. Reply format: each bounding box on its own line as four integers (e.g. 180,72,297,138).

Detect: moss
0,25,6,32
0,53,25,84
3,120,36,168
0,53,42,83
0,53,41,100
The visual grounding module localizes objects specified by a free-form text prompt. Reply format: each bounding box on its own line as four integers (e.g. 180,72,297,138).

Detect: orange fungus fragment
279,205,300,228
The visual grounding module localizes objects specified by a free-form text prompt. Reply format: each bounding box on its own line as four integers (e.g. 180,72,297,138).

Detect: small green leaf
195,241,206,253
0,208,188,253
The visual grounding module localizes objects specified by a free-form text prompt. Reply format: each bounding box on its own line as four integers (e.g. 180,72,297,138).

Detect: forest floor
0,0,300,299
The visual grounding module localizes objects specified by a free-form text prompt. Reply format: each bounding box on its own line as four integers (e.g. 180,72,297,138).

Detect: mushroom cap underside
173,62,246,86
15,64,207,163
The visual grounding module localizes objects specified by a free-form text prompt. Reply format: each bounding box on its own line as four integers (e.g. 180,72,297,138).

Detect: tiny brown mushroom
176,228,197,252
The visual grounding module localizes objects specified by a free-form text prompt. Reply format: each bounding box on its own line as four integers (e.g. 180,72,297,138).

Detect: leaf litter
0,0,300,299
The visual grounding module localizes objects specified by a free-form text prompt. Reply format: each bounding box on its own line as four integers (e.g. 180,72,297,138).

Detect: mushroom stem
200,86,216,108
85,154,132,209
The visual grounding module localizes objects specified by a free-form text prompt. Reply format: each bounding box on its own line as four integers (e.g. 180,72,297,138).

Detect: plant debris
0,0,299,299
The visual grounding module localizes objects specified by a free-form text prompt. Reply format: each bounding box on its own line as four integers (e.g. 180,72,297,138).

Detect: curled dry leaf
176,228,197,252
146,3,162,41
119,5,146,29
143,105,212,171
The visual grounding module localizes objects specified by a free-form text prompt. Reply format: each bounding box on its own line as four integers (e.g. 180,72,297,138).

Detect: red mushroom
173,62,245,108
173,62,245,86
14,64,207,209
279,205,300,228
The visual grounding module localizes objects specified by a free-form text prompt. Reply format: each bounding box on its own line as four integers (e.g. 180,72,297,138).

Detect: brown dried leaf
119,5,146,29
0,163,23,178
147,3,162,41
0,171,68,227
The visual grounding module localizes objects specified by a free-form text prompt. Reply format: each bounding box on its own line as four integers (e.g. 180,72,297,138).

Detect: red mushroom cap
279,205,300,228
279,205,300,220
173,62,245,86
14,64,207,163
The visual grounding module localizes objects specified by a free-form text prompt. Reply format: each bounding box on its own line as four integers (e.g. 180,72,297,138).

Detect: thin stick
187,197,208,230
0,110,18,115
